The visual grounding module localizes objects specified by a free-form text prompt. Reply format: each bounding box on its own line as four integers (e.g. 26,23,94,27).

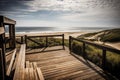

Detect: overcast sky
0,0,120,27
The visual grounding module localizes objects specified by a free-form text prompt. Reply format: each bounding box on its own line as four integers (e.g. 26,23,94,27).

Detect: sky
0,0,120,28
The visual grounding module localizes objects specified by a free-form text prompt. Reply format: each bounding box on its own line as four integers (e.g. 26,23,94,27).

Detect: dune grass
70,40,120,78
16,37,69,48
100,29,120,42
77,28,120,42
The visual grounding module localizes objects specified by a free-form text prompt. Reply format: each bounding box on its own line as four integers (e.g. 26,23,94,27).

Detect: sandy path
105,42,120,50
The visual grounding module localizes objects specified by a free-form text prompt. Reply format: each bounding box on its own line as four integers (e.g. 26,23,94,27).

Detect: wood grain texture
6,49,16,76
26,46,116,80
0,27,4,34
13,44,26,80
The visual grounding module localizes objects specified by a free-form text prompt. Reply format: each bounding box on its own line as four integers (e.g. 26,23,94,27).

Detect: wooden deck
26,46,116,80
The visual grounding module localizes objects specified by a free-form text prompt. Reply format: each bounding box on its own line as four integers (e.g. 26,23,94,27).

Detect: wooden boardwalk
26,46,115,80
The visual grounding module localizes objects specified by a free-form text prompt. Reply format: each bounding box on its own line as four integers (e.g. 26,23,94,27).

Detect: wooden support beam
21,36,24,44
9,24,16,49
0,49,5,80
82,42,86,58
69,36,72,53
0,16,16,25
0,23,6,79
102,49,106,70
6,49,17,76
25,35,28,49
46,37,48,47
0,27,5,34
62,34,65,50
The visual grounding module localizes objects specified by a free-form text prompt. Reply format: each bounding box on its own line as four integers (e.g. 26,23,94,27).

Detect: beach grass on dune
77,28,120,42
71,41,120,77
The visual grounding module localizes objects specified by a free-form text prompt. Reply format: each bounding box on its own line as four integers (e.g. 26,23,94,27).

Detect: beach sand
15,32,87,39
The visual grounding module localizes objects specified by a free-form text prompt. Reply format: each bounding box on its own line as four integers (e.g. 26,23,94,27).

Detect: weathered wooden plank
0,48,4,80
13,44,26,80
32,62,37,69
6,49,16,76
37,56,78,66
36,68,44,80
0,34,6,79
40,60,83,72
29,68,35,80
0,16,16,25
26,61,30,68
29,63,32,68
26,46,117,80
31,62,39,80
0,27,5,34
34,69,39,80
25,68,29,80
57,68,97,80
27,34,63,38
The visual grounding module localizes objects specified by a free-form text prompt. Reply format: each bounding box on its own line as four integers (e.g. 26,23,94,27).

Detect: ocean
5,26,116,33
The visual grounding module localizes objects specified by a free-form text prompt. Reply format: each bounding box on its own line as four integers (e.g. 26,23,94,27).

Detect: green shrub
71,41,83,55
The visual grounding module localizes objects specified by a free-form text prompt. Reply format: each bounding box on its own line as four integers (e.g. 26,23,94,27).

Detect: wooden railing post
46,37,48,47
82,42,86,58
0,49,5,80
0,32,6,79
25,35,27,49
62,34,65,49
102,49,106,70
9,24,16,49
69,36,72,53
21,36,24,44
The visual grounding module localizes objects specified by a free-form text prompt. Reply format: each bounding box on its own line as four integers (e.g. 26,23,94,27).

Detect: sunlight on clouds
24,0,98,12
1,0,120,27
24,0,120,12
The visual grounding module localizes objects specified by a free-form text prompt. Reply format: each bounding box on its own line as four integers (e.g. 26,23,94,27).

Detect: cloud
0,0,120,27
1,0,120,15
23,0,120,12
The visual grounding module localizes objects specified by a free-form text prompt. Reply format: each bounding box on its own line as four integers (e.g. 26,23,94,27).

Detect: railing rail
6,48,17,76
69,36,120,69
13,44,26,80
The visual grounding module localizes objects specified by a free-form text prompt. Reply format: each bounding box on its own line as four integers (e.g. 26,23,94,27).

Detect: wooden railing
13,44,26,80
69,36,120,69
13,44,45,80
24,34,65,49
6,49,17,76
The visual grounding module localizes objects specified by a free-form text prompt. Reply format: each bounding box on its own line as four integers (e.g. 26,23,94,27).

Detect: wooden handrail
6,49,17,76
25,34,64,38
70,36,120,53
13,44,26,80
69,36,120,69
